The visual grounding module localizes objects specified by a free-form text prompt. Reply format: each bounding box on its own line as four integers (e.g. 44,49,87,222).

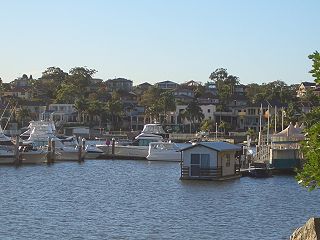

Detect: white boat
22,120,85,161
146,142,183,162
85,144,104,159
19,142,48,164
96,124,166,158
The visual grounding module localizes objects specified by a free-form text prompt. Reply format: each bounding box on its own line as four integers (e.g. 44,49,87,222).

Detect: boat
96,124,166,158
21,120,85,161
19,142,48,164
146,142,190,162
85,144,104,159
0,130,16,164
247,163,273,178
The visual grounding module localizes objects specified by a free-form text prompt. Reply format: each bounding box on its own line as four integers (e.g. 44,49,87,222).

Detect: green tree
296,122,320,190
303,107,320,128
209,68,239,110
308,51,320,84
74,97,89,123
34,67,68,101
200,119,215,132
16,107,31,128
106,93,124,130
55,83,78,103
87,100,104,126
182,100,204,133
159,91,176,123
296,51,320,190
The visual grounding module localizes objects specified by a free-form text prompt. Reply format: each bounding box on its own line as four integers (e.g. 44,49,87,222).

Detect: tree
182,100,204,133
34,67,68,101
209,68,239,110
296,51,320,190
159,91,176,123
67,67,97,90
16,107,31,128
106,93,124,130
296,122,320,190
74,97,89,123
55,83,78,103
308,51,320,84
87,100,104,127
200,119,215,132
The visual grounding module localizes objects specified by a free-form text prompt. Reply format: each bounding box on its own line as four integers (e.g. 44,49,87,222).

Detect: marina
0,159,319,240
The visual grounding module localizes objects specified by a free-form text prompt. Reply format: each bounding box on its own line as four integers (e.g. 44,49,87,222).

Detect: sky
0,0,319,86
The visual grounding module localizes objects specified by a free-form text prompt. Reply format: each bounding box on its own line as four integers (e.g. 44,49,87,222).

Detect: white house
48,104,77,123
169,104,216,125
180,141,241,180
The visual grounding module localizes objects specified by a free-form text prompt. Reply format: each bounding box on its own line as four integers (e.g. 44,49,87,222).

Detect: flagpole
281,107,284,131
267,104,270,145
274,105,277,134
258,103,262,147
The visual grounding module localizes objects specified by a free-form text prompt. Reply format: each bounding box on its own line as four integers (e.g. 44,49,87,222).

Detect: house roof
180,141,241,152
301,82,316,87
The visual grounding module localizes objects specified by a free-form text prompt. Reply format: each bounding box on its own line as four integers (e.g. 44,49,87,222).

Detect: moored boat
146,142,190,162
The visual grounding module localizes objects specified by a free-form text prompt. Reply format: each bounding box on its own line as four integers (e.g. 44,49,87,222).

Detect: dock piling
14,135,20,166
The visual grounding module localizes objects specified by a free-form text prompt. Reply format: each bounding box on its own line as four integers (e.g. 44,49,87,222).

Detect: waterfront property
180,141,242,180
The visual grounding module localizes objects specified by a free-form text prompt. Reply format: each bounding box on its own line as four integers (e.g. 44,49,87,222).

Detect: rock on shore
290,218,320,240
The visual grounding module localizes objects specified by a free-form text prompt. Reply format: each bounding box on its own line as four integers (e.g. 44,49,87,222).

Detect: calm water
0,160,319,240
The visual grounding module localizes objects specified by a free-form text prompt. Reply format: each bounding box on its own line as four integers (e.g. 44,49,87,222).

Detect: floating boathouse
180,141,242,181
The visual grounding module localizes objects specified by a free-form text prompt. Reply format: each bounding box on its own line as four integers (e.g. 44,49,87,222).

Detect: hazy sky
1,0,319,85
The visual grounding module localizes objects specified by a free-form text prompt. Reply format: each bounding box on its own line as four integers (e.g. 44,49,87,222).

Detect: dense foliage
296,51,320,190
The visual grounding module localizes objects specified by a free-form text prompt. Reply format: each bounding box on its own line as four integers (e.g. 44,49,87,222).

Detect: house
105,78,133,92
296,82,317,98
155,80,179,90
180,141,242,180
174,88,195,98
3,87,33,100
48,104,78,123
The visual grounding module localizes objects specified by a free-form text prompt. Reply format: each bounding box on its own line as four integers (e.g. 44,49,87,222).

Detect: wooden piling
51,140,56,163
82,138,86,161
47,138,52,164
78,137,84,162
14,135,20,166
111,138,115,157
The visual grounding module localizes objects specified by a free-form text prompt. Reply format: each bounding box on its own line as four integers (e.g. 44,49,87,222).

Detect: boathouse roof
180,141,241,152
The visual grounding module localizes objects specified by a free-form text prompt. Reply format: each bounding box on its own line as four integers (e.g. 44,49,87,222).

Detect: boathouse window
191,154,210,168
226,154,231,167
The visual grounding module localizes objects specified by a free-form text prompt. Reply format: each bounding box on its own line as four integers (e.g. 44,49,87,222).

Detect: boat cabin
180,141,242,181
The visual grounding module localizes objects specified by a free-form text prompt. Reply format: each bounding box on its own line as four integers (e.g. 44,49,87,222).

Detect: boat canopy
141,124,165,135
272,123,305,142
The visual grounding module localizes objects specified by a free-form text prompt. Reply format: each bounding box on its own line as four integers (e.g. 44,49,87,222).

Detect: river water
0,160,319,240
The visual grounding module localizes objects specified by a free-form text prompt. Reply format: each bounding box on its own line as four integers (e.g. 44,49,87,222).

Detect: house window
207,109,210,113
226,154,230,167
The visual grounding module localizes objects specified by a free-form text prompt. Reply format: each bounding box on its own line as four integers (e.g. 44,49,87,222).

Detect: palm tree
16,107,31,128
182,100,204,133
159,91,176,124
75,97,89,124
87,100,104,127
106,99,123,130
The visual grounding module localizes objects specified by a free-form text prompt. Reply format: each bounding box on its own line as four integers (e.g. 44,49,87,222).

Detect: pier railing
181,166,222,179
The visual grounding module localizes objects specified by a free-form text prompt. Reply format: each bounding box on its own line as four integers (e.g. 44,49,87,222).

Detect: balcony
180,166,222,179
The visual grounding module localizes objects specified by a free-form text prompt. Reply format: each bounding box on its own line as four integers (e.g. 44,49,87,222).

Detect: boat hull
20,152,47,164
85,152,103,159
0,155,16,164
146,152,181,162
55,150,84,161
